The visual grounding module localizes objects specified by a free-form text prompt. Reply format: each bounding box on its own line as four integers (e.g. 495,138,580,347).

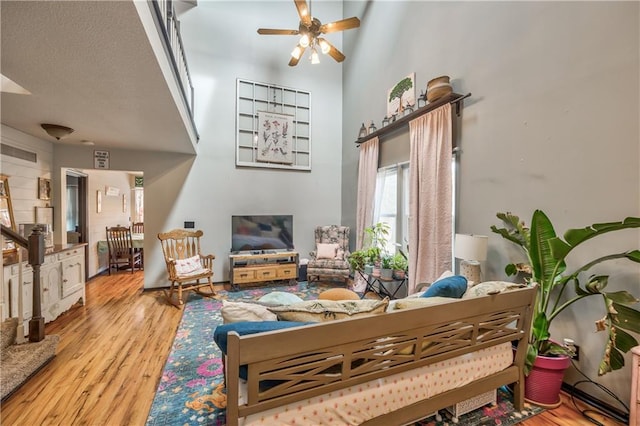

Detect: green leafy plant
347,250,367,272
364,222,391,260
391,252,408,271
365,247,381,266
491,210,640,376
381,255,393,270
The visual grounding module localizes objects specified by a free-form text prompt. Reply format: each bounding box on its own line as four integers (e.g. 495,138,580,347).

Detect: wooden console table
229,250,298,291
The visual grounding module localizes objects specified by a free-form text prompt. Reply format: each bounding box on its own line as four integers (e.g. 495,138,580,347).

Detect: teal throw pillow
421,275,467,298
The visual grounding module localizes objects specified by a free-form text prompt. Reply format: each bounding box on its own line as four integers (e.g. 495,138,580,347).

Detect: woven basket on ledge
426,75,452,102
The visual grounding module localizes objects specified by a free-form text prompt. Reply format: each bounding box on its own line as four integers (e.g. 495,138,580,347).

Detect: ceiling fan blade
289,45,306,66
257,28,300,35
294,0,312,27
320,16,360,34
318,38,345,62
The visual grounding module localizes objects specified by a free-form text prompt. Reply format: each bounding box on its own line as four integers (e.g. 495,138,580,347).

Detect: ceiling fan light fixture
40,123,74,140
310,48,320,64
299,34,310,48
291,45,302,60
318,38,330,54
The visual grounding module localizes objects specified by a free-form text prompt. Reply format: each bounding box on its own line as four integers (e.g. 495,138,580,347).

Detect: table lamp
454,234,488,284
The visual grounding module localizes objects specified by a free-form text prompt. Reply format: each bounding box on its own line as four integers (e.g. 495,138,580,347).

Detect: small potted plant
380,255,394,280
391,252,408,279
492,210,640,407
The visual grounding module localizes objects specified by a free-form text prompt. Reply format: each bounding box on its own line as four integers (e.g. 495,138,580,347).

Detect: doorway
66,170,89,280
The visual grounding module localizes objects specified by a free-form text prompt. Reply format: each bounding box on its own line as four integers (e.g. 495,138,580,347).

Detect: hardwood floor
0,272,627,425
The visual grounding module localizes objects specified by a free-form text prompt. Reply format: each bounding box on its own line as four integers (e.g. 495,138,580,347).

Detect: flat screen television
231,215,294,253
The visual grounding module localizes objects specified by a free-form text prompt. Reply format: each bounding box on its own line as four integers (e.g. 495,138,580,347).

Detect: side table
358,271,407,300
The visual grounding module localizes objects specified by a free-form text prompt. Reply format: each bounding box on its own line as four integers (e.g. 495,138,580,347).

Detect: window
373,162,410,255
133,188,144,223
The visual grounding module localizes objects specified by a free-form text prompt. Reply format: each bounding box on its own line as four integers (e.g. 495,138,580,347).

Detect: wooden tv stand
229,250,299,290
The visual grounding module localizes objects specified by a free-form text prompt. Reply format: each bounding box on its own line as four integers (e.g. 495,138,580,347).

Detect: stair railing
150,0,199,140
1,224,46,342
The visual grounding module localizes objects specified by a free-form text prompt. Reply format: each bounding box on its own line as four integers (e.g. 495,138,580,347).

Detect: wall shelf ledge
355,92,471,145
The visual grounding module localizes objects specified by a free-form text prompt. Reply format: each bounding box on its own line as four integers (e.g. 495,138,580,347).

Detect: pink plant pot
525,354,571,407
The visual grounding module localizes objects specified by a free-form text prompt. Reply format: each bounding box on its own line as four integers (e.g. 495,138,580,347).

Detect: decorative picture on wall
386,73,416,118
38,177,51,200
256,110,294,164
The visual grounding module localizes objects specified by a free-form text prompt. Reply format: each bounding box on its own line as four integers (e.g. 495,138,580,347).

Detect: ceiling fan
257,0,360,66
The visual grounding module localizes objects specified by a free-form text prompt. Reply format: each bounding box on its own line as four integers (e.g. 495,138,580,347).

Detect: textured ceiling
0,1,197,154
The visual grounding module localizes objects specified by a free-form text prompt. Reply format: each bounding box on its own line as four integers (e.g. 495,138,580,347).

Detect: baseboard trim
561,382,629,424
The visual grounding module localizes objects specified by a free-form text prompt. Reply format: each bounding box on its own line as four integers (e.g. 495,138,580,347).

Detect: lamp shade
454,234,488,261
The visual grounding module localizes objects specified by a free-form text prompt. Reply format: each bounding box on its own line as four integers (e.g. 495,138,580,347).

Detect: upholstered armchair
307,225,350,285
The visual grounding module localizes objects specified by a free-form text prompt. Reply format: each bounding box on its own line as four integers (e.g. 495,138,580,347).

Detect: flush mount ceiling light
257,0,359,66
40,123,74,140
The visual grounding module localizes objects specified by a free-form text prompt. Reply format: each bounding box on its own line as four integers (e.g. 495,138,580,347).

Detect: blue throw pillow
421,275,468,298
214,321,311,355
214,321,311,381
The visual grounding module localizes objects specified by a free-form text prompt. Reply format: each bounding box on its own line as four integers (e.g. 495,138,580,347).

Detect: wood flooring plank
0,272,627,425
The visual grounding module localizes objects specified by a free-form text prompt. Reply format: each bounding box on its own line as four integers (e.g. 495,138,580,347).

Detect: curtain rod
355,92,472,146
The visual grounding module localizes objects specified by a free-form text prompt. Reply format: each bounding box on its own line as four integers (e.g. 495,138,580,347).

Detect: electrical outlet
564,338,579,361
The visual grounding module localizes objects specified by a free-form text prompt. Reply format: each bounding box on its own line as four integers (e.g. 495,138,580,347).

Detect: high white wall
51,1,344,289
342,0,639,409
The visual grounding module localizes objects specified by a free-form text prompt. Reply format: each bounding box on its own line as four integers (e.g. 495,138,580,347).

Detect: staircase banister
1,224,28,248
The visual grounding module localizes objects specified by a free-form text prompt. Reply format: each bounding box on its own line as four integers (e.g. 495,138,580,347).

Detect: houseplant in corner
491,210,640,407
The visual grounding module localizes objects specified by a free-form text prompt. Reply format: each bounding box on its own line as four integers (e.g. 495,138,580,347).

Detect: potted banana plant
491,210,640,407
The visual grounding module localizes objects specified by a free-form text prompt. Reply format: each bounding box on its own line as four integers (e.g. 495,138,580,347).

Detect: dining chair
105,226,143,275
131,222,144,267
157,229,216,307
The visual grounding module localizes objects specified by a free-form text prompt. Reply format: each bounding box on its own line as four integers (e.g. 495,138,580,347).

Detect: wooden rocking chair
157,229,216,307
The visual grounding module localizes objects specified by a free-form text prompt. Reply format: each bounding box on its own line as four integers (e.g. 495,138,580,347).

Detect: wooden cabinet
2,245,86,334
60,248,85,298
229,251,299,290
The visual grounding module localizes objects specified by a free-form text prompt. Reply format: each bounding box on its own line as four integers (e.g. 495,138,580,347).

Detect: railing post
27,226,45,342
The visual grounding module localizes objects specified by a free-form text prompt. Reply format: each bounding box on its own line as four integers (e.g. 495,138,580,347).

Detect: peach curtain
407,104,453,294
354,137,379,292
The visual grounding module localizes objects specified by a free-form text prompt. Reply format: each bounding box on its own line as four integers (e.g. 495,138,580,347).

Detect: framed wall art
38,177,51,200
387,73,416,118
257,111,294,164
236,78,311,171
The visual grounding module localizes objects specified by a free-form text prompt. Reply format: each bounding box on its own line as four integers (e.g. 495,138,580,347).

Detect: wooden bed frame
225,286,536,425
